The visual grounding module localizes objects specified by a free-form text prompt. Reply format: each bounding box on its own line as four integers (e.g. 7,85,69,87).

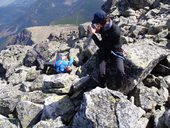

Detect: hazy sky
0,0,15,7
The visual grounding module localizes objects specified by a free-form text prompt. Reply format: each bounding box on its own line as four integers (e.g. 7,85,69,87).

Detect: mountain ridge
0,0,104,39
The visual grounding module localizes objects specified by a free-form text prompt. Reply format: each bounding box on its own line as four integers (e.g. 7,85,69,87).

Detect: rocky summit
0,0,170,128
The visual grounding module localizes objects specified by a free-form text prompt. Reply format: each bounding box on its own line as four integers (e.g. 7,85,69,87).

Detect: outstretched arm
68,58,74,66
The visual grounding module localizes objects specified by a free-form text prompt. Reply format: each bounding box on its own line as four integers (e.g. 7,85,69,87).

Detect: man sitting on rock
42,53,74,74
87,10,126,88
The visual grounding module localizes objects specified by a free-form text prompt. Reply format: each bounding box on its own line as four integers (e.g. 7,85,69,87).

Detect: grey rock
43,74,78,94
72,87,119,128
0,114,18,128
72,87,145,128
81,41,170,94
116,99,145,128
0,45,31,75
128,0,160,9
164,75,170,87
33,117,67,128
41,95,74,123
20,91,55,104
154,106,166,128
134,82,168,110
16,100,43,128
0,83,22,116
29,75,44,91
165,109,170,128
166,19,170,29
134,118,149,128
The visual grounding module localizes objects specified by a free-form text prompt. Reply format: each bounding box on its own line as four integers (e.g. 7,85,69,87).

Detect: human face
93,23,102,33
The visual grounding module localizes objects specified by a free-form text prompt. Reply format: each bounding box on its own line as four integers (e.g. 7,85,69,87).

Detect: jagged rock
128,0,160,9
16,100,43,128
0,45,31,77
7,66,39,86
10,29,33,45
48,33,60,41
135,118,149,128
23,42,52,68
143,74,161,88
80,41,170,94
26,68,39,82
165,109,170,128
101,0,116,13
153,106,166,128
7,67,27,85
153,63,170,76
23,40,71,68
0,82,22,116
78,24,87,39
134,82,168,110
43,74,78,94
120,36,134,44
116,99,146,128
33,117,67,128
167,19,170,29
164,75,170,87
29,75,44,91
167,55,170,66
72,87,145,128
41,95,75,123
129,25,148,38
20,91,55,104
0,114,18,128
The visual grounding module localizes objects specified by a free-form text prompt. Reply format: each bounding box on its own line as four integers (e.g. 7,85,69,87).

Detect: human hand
87,25,96,35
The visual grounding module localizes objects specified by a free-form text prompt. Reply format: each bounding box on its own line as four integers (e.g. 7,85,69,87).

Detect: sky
0,0,15,7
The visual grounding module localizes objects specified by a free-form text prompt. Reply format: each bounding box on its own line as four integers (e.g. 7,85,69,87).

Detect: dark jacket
92,22,121,51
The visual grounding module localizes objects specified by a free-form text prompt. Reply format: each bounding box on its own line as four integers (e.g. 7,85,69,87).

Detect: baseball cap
92,10,107,24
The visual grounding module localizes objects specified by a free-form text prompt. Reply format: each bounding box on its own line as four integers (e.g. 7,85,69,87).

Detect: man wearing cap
87,10,125,88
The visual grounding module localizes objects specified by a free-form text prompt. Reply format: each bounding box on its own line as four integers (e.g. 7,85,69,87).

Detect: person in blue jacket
42,53,74,74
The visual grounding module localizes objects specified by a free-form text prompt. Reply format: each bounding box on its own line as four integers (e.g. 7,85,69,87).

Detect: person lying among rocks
42,53,74,74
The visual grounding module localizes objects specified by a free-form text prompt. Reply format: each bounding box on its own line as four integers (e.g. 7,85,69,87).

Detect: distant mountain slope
0,0,104,38
52,0,103,25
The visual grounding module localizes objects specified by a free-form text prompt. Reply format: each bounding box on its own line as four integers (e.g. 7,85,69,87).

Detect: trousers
97,49,125,87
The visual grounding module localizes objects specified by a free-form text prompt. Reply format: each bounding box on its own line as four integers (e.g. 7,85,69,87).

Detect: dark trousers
97,49,125,87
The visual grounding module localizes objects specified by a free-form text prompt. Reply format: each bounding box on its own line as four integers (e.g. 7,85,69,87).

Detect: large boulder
42,74,79,94
80,41,170,94
16,100,43,128
41,95,75,123
0,45,31,78
72,87,145,128
0,81,22,116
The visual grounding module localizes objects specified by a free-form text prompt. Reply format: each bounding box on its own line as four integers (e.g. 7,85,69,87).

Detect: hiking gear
92,10,106,24
111,51,126,60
